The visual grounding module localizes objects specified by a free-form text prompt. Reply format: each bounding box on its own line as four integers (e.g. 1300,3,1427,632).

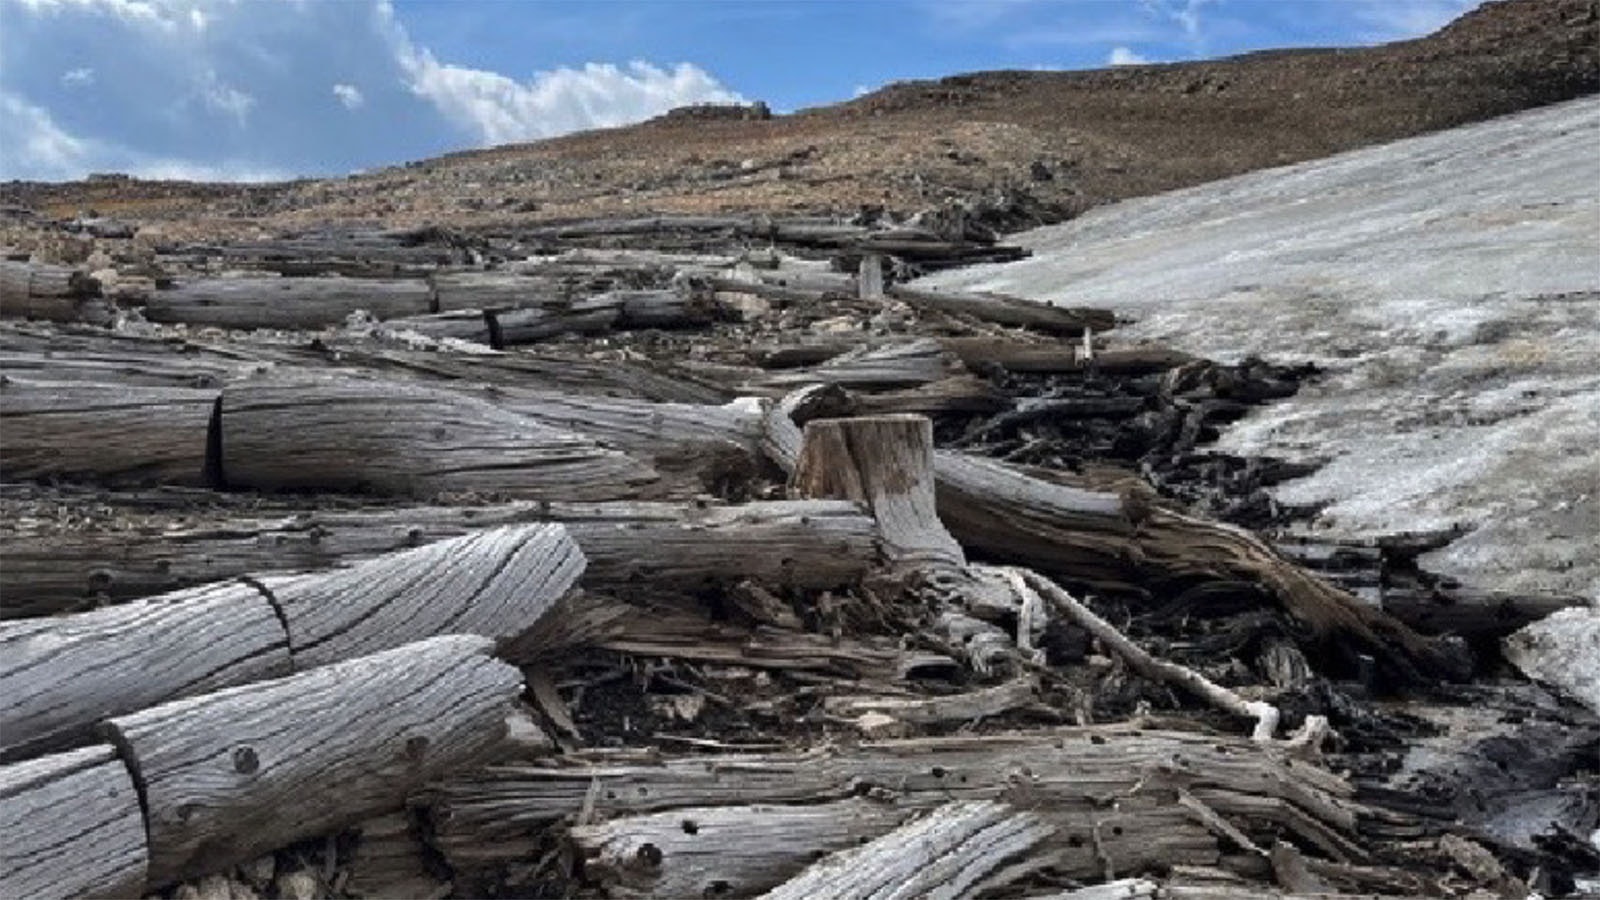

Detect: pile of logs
2,219,1594,900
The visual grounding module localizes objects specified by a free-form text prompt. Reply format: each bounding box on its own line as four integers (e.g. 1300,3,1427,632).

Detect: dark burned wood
144,277,434,330
106,635,522,887
889,284,1116,335
0,261,110,324
794,416,963,571
0,580,288,761
218,376,659,500
0,497,875,616
0,378,218,486
256,523,582,669
427,725,1372,885
0,745,149,900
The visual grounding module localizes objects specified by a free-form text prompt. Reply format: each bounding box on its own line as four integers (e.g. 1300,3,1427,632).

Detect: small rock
273,869,321,900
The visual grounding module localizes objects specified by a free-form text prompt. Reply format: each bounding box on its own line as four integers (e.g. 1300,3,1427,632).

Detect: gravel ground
923,96,1600,601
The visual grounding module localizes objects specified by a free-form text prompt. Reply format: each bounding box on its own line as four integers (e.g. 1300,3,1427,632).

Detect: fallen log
426,725,1371,885
760,801,1054,900
822,678,1040,730
0,497,876,616
0,261,111,324
889,284,1116,335
0,378,219,487
0,580,288,761
105,634,523,887
143,277,435,330
345,812,452,900
944,338,1192,375
0,745,149,900
755,339,962,392
217,376,660,500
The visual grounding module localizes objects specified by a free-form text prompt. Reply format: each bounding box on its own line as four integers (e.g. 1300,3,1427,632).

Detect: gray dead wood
0,745,149,900
760,801,1054,900
345,812,451,900
0,378,218,486
572,799,911,899
0,580,289,761
1026,879,1162,899
429,271,566,312
944,338,1192,375
792,415,965,571
426,725,1370,883
0,261,110,324
888,284,1116,335
218,376,659,500
486,287,719,347
822,677,1039,728
0,498,874,616
755,339,962,392
256,523,583,669
143,277,434,330
382,308,495,344
105,634,523,887
853,375,1007,417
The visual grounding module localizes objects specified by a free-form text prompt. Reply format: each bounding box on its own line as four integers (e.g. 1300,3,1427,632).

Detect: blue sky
0,0,1481,182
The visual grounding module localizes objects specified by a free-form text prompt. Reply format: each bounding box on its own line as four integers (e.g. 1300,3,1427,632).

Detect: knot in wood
232,746,260,774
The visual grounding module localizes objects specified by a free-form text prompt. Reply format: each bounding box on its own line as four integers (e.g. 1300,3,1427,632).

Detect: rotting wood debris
0,214,1595,900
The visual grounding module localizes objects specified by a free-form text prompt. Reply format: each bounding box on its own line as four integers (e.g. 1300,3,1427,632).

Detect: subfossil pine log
0,378,218,486
760,801,1054,900
944,338,1192,375
217,376,659,500
105,635,523,887
0,499,875,617
0,580,289,761
143,277,434,330
0,745,149,900
888,284,1116,335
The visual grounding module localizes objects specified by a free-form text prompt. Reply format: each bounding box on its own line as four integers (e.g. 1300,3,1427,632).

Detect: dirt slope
3,0,1596,238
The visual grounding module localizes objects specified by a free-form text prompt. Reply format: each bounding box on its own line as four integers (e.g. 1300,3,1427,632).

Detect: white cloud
1108,46,1149,66
200,72,255,124
332,83,365,110
11,0,181,30
1352,1,1479,42
61,66,96,87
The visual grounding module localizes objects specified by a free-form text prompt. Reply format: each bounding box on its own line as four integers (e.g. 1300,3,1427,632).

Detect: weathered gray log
427,725,1369,883
430,271,566,312
0,745,149,900
218,376,659,500
382,308,495,343
0,261,109,324
0,498,875,616
256,523,583,669
822,678,1039,729
854,375,1007,417
105,635,523,887
945,338,1193,375
573,800,913,898
144,277,434,330
889,284,1115,335
0,580,289,761
760,801,1054,900
0,378,218,486
793,415,964,571
756,339,961,392
345,812,452,900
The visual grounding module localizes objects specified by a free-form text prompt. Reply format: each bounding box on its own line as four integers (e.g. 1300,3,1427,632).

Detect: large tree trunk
0,746,149,900
0,261,110,324
105,635,523,888
217,376,660,500
0,379,219,486
144,277,435,330
0,498,875,617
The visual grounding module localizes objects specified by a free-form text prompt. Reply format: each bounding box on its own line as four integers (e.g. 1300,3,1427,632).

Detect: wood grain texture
760,801,1054,900
345,812,451,900
756,339,961,392
0,745,148,900
106,634,522,887
0,378,218,486
572,799,911,898
144,277,433,330
888,284,1116,335
794,415,964,571
218,376,659,500
1,498,875,616
0,580,289,761
258,523,584,669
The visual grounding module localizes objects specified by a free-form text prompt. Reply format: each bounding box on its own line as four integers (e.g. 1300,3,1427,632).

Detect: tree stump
791,415,965,572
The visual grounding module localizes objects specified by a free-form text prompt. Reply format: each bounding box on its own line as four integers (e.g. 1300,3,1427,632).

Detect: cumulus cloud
200,74,255,124
1108,46,1149,66
61,66,95,87
332,83,364,110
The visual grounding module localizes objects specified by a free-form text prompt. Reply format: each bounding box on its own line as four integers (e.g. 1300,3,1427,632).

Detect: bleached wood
0,745,149,900
573,799,911,898
1,498,875,615
0,378,218,486
793,415,965,571
823,677,1039,726
218,376,659,500
144,277,433,330
106,634,522,887
757,339,961,392
888,285,1116,335
257,523,583,669
760,801,1053,900
0,580,289,760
